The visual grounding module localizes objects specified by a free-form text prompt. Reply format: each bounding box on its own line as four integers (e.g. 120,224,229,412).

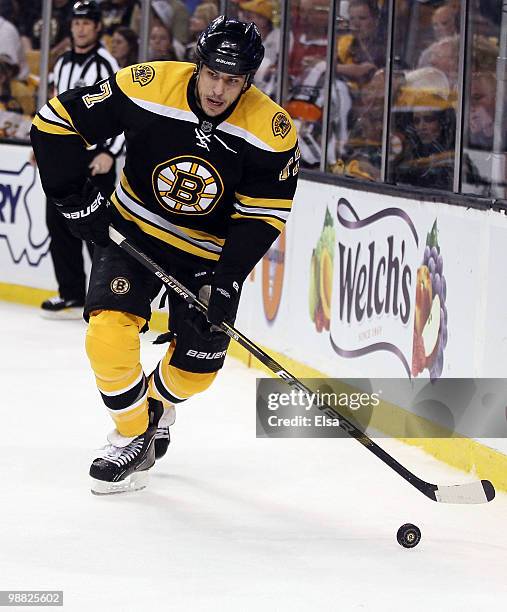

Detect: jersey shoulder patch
227,87,297,152
115,61,195,111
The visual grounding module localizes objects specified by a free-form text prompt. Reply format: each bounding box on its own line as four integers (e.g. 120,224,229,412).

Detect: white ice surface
1,301,506,611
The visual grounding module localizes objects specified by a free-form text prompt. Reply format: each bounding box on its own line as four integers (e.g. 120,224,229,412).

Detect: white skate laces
96,430,144,467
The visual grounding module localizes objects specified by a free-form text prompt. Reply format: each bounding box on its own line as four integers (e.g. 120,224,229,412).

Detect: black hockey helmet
196,15,264,80
72,0,102,23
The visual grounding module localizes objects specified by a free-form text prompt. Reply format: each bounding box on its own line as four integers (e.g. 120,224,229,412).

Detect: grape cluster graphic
412,220,448,380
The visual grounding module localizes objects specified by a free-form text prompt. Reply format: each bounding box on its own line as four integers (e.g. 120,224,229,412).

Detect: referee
41,0,124,318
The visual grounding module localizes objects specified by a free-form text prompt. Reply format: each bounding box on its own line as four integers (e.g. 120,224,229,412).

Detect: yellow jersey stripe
50,97,91,146
32,114,78,137
231,211,285,232
119,173,225,247
236,193,293,210
111,193,220,260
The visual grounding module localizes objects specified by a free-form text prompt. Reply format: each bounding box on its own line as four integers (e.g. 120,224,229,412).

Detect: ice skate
154,405,176,460
90,399,163,495
40,297,84,320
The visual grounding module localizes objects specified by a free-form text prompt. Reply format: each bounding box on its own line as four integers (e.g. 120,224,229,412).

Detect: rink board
1,142,506,490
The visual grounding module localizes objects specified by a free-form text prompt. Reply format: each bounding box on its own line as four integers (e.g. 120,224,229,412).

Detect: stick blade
434,479,495,504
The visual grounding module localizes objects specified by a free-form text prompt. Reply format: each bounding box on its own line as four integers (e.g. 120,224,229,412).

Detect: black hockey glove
185,271,241,338
53,179,110,247
207,273,241,327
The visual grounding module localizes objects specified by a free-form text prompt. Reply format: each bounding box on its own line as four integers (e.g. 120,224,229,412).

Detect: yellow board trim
2,282,507,493
0,282,55,306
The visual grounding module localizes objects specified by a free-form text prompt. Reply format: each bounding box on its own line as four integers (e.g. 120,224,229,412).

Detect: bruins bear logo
131,64,155,87
272,112,291,139
153,156,224,215
110,277,130,294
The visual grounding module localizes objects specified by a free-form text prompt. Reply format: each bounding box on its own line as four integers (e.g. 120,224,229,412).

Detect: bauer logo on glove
54,179,110,247
60,192,105,219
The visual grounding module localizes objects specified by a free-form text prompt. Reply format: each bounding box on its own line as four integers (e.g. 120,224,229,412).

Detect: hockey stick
108,226,495,505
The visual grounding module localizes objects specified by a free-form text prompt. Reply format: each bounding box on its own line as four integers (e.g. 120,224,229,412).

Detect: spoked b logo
111,277,130,294
152,155,224,215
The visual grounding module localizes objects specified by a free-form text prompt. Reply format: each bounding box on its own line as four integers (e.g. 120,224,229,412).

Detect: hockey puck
397,523,421,548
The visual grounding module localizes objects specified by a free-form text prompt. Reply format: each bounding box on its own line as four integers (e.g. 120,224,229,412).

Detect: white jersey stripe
38,104,73,130
233,201,290,221
115,182,223,254
217,122,275,152
130,97,199,125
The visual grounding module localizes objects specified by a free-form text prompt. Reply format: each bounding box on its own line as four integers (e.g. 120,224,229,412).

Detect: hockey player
31,16,299,494
40,0,124,319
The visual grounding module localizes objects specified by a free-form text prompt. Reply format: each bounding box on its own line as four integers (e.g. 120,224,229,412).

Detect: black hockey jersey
51,43,124,158
31,62,299,275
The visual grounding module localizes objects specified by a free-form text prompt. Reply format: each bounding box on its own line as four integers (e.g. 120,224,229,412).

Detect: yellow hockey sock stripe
110,398,149,437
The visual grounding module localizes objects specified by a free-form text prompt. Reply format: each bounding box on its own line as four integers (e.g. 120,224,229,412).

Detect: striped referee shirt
52,43,124,156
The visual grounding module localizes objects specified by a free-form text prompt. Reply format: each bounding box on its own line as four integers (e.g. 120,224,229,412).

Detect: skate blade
91,470,149,495
40,308,83,320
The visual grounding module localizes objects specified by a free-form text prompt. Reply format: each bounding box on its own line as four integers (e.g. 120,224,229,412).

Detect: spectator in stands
238,0,282,98
332,68,387,180
0,51,34,116
110,25,138,67
471,34,498,73
151,1,185,59
0,54,23,114
468,71,496,150
167,0,190,45
417,34,459,92
390,66,456,190
0,0,29,79
336,0,386,90
431,4,458,41
0,54,32,140
99,0,137,37
288,0,328,80
184,2,218,61
18,0,72,67
283,0,330,168
132,0,189,47
149,21,179,61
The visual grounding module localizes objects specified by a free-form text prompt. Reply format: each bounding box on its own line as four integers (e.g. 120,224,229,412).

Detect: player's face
71,18,100,50
197,66,247,117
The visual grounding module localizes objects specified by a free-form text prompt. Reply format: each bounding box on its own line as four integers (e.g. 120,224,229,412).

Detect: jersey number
82,82,112,109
